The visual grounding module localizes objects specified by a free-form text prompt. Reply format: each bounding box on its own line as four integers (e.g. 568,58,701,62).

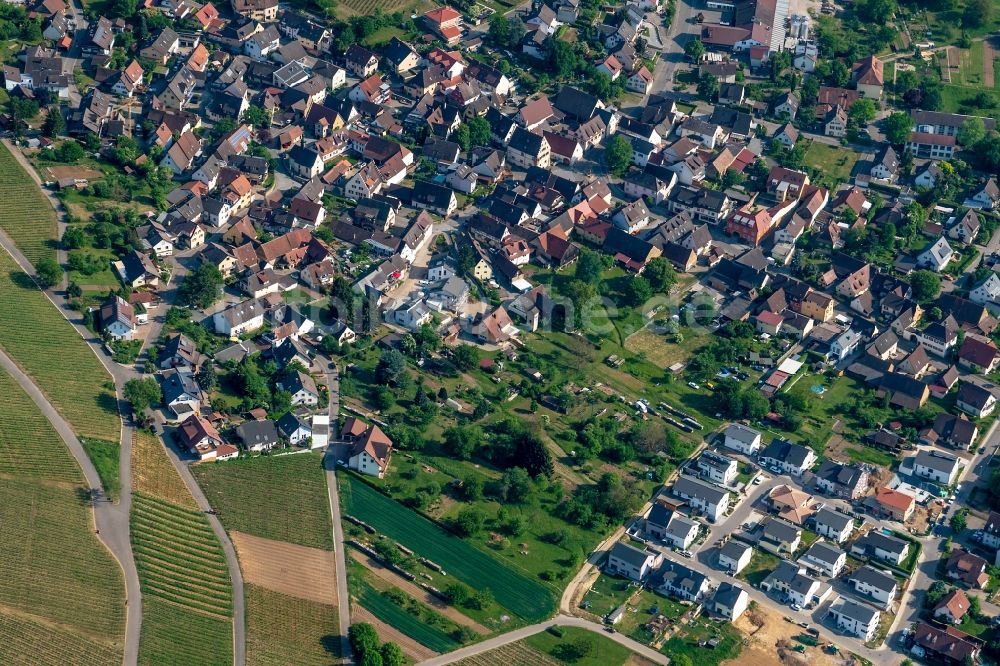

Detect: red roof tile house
852,55,884,99
726,204,773,246
423,6,463,44
933,589,970,624
946,549,990,589
913,623,982,666
873,487,915,522
956,336,1000,374
178,414,235,461
342,417,393,478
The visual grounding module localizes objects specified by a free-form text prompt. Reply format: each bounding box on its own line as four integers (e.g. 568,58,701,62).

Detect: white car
687,382,700,389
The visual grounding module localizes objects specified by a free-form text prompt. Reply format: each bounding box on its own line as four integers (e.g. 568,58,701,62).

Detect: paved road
415,615,669,666
647,0,701,97
0,346,142,665
323,363,352,663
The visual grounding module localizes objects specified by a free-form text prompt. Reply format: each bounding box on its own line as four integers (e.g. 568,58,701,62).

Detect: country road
323,362,353,663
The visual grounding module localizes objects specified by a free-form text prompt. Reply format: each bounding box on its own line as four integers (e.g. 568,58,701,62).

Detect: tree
644,256,676,293
496,467,533,503
452,344,478,371
177,263,223,309
856,0,897,23
516,434,553,478
488,13,511,45
375,349,406,384
575,248,604,283
697,73,719,101
950,508,968,533
910,270,941,303
672,657,694,666
197,364,218,392
329,275,356,323
962,0,991,28
925,580,948,607
380,643,404,666
957,117,986,146
44,106,66,137
623,276,653,307
883,112,913,145
34,257,62,288
349,624,381,661
603,135,632,176
848,98,877,125
465,116,491,148
443,425,480,459
450,507,485,536
243,104,270,129
123,377,161,414
684,38,705,61
554,638,594,661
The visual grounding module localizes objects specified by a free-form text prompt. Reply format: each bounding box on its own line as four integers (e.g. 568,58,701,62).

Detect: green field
246,585,340,666
0,611,120,666
341,474,556,622
137,598,233,666
191,452,333,549
525,626,635,666
0,249,120,443
801,141,861,188
0,142,57,264
131,493,233,618
660,619,743,665
356,580,461,652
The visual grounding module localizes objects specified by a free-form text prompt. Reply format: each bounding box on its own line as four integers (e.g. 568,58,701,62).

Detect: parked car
687,382,700,389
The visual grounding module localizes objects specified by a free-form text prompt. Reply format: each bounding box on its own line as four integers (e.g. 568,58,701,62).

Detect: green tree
697,73,720,101
957,117,986,146
123,377,161,413
950,508,968,533
380,643,404,666
644,256,676,293
603,135,632,176
925,580,948,607
684,38,705,61
375,349,406,384
962,0,991,28
451,507,485,536
849,98,877,125
443,425,481,459
243,104,270,129
177,263,223,309
910,270,941,303
465,116,491,148
44,106,66,137
34,257,62,288
624,275,653,307
452,344,478,371
349,623,381,661
197,364,218,392
883,111,913,145
575,248,604,283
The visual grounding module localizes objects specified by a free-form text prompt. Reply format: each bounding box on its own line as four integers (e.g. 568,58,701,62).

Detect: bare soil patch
351,603,438,661
725,604,858,666
349,549,490,634
44,165,103,181
231,531,337,605
985,37,997,87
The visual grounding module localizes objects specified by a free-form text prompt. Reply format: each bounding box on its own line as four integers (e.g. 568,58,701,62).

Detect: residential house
933,589,971,624
956,382,997,418
759,438,816,475
99,295,136,341
607,541,662,581
343,418,393,478
671,475,731,522
873,487,915,522
813,508,854,543
912,623,981,666
695,450,738,487
277,370,319,407
711,582,750,620
801,540,847,577
723,423,762,455
914,449,961,485
177,414,232,460
848,565,897,610
946,549,990,589
850,531,910,566
236,419,280,452
758,518,802,556
814,460,869,499
718,539,753,574
827,598,880,642
652,559,711,602
917,236,954,272
957,336,1000,374
276,412,312,446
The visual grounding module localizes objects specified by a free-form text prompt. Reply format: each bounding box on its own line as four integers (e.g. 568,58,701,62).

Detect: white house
723,423,762,456
801,541,847,577
913,449,960,486
711,582,750,620
848,565,897,610
970,273,1000,313
277,370,319,407
343,418,393,478
213,298,266,337
917,236,954,272
829,328,862,363
759,439,816,476
607,541,662,581
828,598,880,642
672,475,731,522
696,450,738,486
813,507,854,543
718,539,753,575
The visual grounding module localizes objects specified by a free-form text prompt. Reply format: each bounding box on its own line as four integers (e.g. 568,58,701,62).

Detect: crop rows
0,477,125,638
138,598,232,666
0,143,58,264
132,429,198,509
0,250,119,442
357,581,460,653
191,452,333,549
131,493,232,618
342,476,555,621
0,367,81,483
454,642,561,666
246,584,340,666
0,609,120,666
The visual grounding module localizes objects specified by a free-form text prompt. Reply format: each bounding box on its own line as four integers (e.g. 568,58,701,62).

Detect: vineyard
454,642,562,666
132,429,198,509
0,610,120,666
356,580,461,653
137,599,233,666
0,366,81,483
131,493,233,617
341,475,555,622
191,452,333,549
0,249,120,442
336,0,432,18
0,476,125,640
0,143,58,264
246,584,340,666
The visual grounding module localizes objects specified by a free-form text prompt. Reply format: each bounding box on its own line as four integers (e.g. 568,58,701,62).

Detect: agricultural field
524,626,637,666
191,452,333,549
137,598,232,666
335,0,432,19
131,493,233,618
341,474,556,622
0,366,81,482
455,642,562,666
0,476,125,643
0,143,57,264
0,611,120,666
355,579,462,653
132,429,198,509
246,584,340,666
0,249,120,443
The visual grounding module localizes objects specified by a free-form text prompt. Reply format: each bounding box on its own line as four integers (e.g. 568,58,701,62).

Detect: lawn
131,493,233,618
959,614,990,637
0,142,57,264
580,574,638,618
81,437,121,501
659,618,743,665
738,549,780,587
341,473,557,622
782,374,868,455
356,580,462,652
68,247,121,290
0,249,120,443
846,446,895,467
335,0,431,18
624,325,712,370
191,451,333,550
525,626,635,666
801,141,861,188
0,610,120,666
132,429,198,509
246,585,340,666
137,599,232,666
